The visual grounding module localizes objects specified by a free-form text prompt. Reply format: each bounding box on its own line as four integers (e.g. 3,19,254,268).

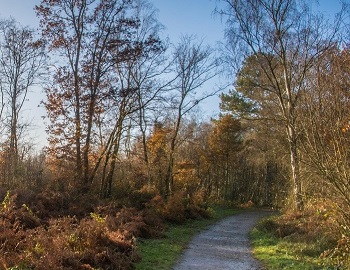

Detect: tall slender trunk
165,94,185,197
72,0,86,183
10,95,17,156
83,35,106,185
83,94,96,185
288,123,303,211
102,126,123,198
165,110,182,197
74,72,82,182
165,152,174,197
9,77,19,187
100,115,125,198
100,141,113,198
283,63,304,211
138,101,151,185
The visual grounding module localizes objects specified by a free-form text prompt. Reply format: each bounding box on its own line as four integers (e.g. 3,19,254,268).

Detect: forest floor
172,209,273,270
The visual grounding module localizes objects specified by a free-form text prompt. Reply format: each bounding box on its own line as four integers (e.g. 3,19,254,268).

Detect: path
173,210,272,270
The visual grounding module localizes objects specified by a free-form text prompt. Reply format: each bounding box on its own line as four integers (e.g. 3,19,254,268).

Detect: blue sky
152,0,223,46
0,0,345,147
0,0,223,49
1,1,223,43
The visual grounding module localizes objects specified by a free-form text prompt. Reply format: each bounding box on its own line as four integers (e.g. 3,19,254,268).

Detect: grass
250,217,340,270
134,206,240,270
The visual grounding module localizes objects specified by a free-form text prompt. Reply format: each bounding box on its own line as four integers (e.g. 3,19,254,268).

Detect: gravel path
173,210,272,270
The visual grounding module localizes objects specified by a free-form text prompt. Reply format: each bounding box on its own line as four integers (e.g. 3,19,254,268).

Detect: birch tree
218,0,343,210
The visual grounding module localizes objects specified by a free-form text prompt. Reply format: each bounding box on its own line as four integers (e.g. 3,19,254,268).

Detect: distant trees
122,33,219,199
208,115,242,200
0,0,344,217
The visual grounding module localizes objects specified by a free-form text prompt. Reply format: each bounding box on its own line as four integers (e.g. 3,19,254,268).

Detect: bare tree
85,0,167,197
0,83,4,133
130,0,173,186
0,19,46,187
218,0,344,211
165,35,219,196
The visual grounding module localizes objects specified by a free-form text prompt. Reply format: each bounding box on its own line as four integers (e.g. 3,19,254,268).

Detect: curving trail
173,210,272,270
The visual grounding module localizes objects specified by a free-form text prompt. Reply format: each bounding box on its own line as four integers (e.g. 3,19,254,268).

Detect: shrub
162,191,187,223
128,185,159,210
0,187,209,269
322,235,350,269
106,207,163,240
0,191,141,270
254,198,342,266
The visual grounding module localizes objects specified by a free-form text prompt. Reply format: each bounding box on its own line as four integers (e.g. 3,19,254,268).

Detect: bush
163,191,187,223
0,191,144,269
107,207,163,240
146,191,211,224
0,188,211,269
322,235,350,269
0,214,138,270
254,198,343,268
128,185,159,210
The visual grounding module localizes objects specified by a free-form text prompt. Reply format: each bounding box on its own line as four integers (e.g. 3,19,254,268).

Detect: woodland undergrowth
253,199,350,269
0,187,211,270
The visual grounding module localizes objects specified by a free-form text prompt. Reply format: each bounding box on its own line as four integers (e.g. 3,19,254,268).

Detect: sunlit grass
134,207,240,270
250,218,339,270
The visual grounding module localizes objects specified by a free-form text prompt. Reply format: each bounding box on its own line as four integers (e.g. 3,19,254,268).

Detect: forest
0,0,349,269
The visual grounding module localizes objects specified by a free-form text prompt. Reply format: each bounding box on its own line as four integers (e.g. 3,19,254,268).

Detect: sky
0,0,345,148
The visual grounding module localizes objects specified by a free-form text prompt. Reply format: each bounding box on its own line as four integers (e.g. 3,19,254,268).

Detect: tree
218,0,343,210
146,122,171,196
91,0,166,198
36,0,138,186
0,19,46,187
301,47,350,224
165,35,218,197
119,0,168,186
220,89,257,119
37,0,87,182
0,74,3,135
208,114,242,200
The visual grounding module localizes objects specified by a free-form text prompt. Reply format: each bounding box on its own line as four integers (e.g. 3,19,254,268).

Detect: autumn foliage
0,187,213,269
0,0,348,268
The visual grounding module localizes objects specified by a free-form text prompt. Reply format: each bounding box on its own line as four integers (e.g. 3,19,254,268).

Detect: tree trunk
165,112,181,198
288,124,303,211
74,86,82,182
83,93,96,185
73,1,86,183
283,61,304,211
73,49,83,183
101,122,123,198
165,153,174,197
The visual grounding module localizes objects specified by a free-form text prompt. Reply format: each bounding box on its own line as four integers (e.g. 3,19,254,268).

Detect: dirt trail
173,210,272,270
